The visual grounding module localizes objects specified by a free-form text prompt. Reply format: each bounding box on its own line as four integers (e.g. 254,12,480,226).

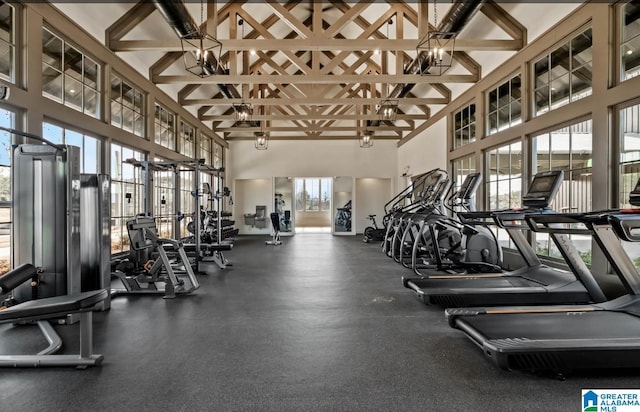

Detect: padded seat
0,290,108,323
182,242,233,252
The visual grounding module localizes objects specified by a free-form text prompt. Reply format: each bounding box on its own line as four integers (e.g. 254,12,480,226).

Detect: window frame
486,73,522,135
452,102,476,150
153,104,176,151
532,26,593,117
620,1,640,81
0,2,16,84
41,26,101,118
178,120,195,158
42,120,102,174
110,72,146,137
110,142,146,254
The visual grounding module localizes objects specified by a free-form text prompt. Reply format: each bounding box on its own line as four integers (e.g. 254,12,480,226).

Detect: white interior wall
228,140,398,181
355,178,392,234
396,118,448,189
228,140,398,230
235,179,272,235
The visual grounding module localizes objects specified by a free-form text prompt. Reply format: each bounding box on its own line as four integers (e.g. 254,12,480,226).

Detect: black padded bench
182,242,233,252
0,263,107,368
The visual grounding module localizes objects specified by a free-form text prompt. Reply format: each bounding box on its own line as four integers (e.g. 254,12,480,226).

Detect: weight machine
123,158,234,272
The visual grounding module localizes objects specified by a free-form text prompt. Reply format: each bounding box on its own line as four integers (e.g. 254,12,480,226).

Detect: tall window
179,121,195,158
452,155,477,193
214,142,223,169
453,103,476,149
0,3,15,83
42,28,100,118
621,103,640,207
154,159,175,239
154,104,175,150
178,169,194,238
487,74,522,135
111,143,145,253
199,133,212,164
110,74,145,137
485,141,522,249
532,120,593,262
295,178,332,211
533,120,593,212
533,28,592,116
0,108,14,275
621,1,640,80
42,122,101,173
620,102,640,268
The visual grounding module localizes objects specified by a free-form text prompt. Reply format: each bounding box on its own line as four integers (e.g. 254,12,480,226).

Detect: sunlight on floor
295,227,332,234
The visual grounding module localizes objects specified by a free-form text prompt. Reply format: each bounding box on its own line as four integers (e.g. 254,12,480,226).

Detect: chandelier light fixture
359,130,374,148
255,130,268,150
234,103,253,123
416,0,456,76
180,0,223,78
377,99,398,122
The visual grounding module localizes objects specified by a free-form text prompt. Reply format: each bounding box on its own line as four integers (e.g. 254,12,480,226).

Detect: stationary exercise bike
363,214,387,243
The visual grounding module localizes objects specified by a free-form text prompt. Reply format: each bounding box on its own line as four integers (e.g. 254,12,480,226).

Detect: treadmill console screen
457,173,475,195
522,170,563,208
529,175,556,194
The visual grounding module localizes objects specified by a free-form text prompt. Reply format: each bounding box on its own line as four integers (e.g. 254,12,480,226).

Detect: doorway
294,178,332,233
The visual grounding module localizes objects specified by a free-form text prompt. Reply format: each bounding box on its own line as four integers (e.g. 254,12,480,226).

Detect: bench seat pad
0,290,107,323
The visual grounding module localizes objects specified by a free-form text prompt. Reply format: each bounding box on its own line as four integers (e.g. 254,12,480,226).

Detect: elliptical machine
410,172,502,276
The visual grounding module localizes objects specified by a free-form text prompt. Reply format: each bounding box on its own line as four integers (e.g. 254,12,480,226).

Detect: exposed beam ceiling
93,0,535,141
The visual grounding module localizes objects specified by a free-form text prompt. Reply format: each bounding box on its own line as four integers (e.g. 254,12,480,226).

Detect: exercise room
2,1,640,411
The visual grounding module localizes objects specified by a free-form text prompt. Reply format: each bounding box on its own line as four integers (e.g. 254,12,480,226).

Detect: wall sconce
359,130,374,148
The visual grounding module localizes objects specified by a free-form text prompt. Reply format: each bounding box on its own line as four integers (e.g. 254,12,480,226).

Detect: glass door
333,176,353,235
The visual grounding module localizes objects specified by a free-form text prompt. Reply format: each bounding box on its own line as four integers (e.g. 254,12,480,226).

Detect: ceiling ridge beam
218,125,413,132
225,135,402,141
111,38,523,52
153,73,479,84
182,97,450,106
201,114,430,121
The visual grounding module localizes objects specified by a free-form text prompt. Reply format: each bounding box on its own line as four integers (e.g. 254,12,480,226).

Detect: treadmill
445,181,640,374
402,170,606,307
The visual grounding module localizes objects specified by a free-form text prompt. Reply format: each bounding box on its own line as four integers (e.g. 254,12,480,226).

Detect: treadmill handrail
525,211,610,235
609,213,640,242
457,210,500,227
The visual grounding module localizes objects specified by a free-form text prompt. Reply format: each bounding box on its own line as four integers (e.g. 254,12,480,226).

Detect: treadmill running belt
458,311,640,340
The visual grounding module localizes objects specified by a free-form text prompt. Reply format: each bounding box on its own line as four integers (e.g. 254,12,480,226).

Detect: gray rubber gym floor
1,234,638,411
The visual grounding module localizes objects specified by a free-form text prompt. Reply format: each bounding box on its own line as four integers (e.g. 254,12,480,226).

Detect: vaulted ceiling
53,1,582,143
